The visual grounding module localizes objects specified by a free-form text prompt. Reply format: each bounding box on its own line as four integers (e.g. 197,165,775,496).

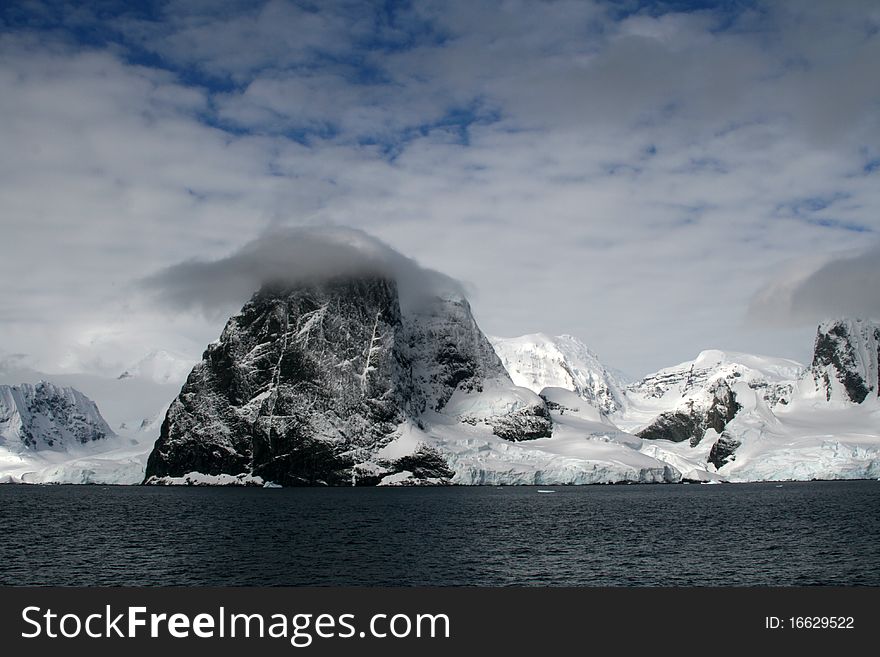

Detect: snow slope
618,349,804,436
0,437,152,485
490,333,627,415
627,320,880,482
634,382,880,482
0,381,115,450
485,321,880,484
0,381,153,484
375,382,678,486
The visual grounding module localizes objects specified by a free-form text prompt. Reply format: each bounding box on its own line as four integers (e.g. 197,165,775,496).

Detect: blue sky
1,0,879,376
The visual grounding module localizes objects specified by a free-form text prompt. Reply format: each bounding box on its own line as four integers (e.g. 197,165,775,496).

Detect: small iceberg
537,489,556,494
263,481,282,489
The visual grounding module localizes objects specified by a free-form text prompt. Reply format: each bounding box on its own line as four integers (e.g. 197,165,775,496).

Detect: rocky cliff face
404,294,510,415
0,381,115,451
807,318,879,403
145,275,545,485
147,277,408,485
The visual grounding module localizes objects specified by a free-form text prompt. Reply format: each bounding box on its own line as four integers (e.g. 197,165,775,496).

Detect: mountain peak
144,275,523,486
0,381,115,451
809,317,880,403
489,333,626,415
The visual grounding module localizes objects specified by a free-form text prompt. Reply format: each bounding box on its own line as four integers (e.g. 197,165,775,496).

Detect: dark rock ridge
145,275,546,485
0,381,115,451
809,318,880,403
636,380,740,446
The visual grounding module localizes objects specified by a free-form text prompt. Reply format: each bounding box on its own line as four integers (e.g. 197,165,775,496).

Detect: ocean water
1,480,878,586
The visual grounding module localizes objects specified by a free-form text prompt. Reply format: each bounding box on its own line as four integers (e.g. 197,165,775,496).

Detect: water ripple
0,481,878,586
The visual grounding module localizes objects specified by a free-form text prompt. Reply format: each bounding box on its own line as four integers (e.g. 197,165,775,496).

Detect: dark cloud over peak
141,225,466,317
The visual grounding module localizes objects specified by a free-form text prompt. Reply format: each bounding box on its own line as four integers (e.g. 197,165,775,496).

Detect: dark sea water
1,481,878,586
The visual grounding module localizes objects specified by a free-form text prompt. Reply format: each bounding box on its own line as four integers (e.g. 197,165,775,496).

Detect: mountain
4,257,876,488
490,333,627,416
145,277,560,486
0,381,148,485
0,357,181,483
629,321,880,482
620,349,804,442
487,323,880,483
0,381,115,451
802,318,879,404
144,276,678,486
0,360,183,442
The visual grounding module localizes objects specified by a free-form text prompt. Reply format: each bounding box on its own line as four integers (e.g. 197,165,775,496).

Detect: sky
1,0,879,379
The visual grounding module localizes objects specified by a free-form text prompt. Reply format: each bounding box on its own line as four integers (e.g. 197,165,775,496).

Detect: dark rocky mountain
145,275,547,486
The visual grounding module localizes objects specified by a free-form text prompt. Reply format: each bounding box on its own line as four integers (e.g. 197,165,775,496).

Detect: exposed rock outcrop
808,318,880,403
144,276,550,485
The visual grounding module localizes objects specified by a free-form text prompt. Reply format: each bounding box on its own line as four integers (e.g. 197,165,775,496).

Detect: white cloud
0,1,878,378
141,225,466,317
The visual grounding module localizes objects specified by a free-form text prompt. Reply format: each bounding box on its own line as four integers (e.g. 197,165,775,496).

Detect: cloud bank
142,226,466,316
0,1,878,376
749,244,880,325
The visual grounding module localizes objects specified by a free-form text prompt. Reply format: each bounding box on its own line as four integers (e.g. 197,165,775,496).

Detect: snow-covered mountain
144,276,677,486
0,360,182,440
2,282,877,486
0,381,151,484
144,276,540,485
0,381,115,451
801,318,879,404
620,349,804,440
490,333,627,415
0,358,182,483
629,319,880,482
485,320,880,483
